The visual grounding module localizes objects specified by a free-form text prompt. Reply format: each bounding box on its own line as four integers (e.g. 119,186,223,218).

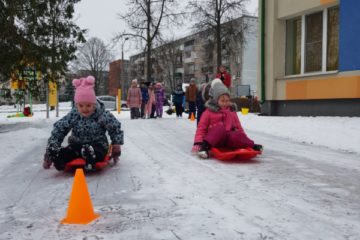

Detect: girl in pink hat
42,76,124,170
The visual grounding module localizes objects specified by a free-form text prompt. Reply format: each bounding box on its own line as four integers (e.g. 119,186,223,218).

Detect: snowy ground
0,103,359,240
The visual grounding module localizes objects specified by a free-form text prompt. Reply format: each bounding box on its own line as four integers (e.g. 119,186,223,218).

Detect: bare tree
188,0,248,67
72,37,113,94
152,38,182,91
116,0,184,82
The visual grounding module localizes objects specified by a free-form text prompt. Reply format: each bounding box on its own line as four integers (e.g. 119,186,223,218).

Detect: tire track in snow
123,119,281,239
123,118,360,239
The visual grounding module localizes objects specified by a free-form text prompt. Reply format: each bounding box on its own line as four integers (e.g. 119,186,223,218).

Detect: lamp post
121,37,129,63
121,37,129,99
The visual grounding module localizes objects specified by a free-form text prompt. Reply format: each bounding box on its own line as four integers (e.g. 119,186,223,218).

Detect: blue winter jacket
141,87,149,103
172,89,185,104
46,100,124,154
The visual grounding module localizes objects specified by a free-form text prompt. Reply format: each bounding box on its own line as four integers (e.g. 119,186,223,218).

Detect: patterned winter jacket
46,100,124,155
193,100,246,144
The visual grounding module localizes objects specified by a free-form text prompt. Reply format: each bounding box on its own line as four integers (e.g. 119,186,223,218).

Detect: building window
176,54,182,64
186,64,195,74
327,6,339,71
285,17,301,75
305,11,323,73
184,39,195,47
285,6,339,76
184,51,192,59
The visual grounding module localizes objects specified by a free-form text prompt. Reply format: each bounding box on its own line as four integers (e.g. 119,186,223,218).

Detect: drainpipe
260,0,266,103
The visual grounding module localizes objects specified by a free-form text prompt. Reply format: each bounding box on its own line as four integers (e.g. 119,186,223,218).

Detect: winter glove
42,151,53,169
111,145,121,164
191,142,202,154
42,147,59,169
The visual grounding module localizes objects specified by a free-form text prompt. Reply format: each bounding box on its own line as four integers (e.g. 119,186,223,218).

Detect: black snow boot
81,144,97,166
198,141,210,159
252,144,263,152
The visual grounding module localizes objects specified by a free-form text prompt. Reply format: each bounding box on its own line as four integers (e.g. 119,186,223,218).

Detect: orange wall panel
286,76,360,100
320,0,336,4
286,81,307,99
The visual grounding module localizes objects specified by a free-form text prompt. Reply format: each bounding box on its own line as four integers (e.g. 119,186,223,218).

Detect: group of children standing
42,68,262,170
127,79,165,119
172,65,233,124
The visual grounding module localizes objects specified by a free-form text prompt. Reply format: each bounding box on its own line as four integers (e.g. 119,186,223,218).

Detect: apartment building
129,15,258,97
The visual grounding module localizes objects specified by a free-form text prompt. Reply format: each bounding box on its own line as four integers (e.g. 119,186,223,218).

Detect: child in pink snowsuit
191,79,262,159
146,84,156,118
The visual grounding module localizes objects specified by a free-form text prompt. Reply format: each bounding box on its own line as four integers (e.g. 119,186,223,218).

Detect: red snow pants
203,124,254,149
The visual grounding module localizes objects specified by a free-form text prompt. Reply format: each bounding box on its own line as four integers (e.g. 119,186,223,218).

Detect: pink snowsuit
127,87,142,108
146,88,155,117
194,107,254,149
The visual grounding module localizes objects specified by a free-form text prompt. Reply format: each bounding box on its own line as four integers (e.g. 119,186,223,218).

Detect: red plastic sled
210,147,261,161
64,148,112,172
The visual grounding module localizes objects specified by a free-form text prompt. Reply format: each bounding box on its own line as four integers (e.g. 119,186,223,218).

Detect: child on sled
191,79,262,159
42,76,124,170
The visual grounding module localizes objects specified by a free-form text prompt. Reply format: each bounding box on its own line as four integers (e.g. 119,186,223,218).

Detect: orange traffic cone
61,168,100,224
190,113,195,121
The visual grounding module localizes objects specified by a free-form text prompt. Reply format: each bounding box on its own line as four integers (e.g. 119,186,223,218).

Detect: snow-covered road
0,117,359,240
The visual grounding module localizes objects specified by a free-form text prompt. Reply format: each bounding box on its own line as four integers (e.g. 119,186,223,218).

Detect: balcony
184,58,195,64
175,68,184,74
184,52,197,63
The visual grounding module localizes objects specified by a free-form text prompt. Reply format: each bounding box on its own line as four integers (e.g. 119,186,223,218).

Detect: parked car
97,95,129,111
96,95,116,110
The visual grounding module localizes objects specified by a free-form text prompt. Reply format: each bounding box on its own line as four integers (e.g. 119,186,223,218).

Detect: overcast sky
74,0,259,60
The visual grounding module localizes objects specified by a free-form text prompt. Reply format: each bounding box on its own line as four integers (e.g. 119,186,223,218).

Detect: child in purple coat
154,82,165,118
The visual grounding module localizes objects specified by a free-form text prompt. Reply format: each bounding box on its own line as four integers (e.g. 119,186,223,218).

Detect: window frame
285,7,339,78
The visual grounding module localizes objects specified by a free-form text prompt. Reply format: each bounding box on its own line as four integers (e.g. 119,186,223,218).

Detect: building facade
108,59,129,99
259,0,360,116
129,15,258,96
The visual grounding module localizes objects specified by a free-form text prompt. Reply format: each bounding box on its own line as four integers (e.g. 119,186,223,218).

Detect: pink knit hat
72,76,97,103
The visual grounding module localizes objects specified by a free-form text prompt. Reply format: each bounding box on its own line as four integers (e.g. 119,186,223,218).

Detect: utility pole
121,37,129,100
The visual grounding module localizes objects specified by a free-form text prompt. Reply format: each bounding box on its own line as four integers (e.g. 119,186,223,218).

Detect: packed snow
0,102,359,240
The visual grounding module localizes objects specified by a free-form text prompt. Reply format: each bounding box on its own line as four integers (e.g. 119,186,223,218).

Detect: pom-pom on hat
155,82,162,88
209,78,230,102
72,76,97,104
